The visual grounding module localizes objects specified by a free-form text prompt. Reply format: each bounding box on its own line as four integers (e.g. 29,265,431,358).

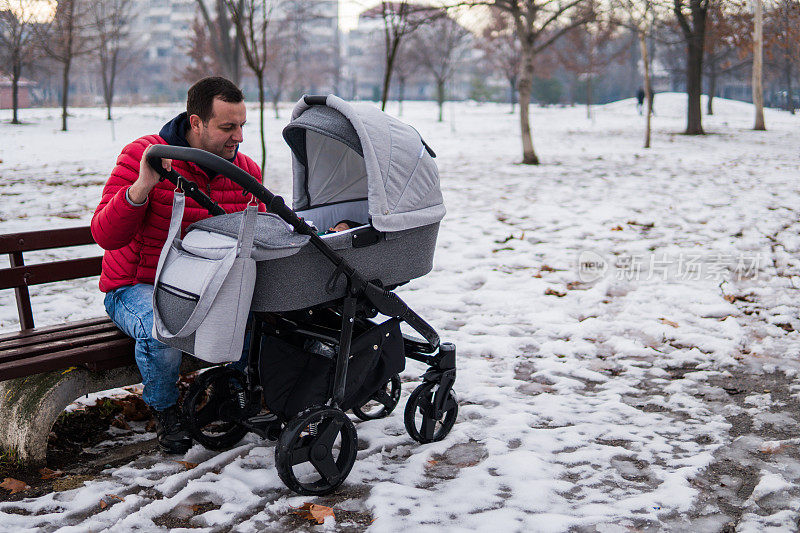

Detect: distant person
91,77,263,454
636,87,645,115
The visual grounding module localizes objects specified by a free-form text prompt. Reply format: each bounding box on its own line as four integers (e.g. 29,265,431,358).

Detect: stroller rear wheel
275,407,357,495
404,381,458,444
352,374,402,421
183,366,250,451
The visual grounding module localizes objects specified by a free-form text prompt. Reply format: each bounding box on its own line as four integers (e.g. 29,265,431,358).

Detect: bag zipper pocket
158,282,200,301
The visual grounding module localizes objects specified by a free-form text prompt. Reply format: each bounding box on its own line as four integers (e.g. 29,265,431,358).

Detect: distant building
0,76,34,109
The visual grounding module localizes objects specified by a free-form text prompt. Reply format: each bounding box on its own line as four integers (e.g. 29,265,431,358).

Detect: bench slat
0,321,122,350
0,257,103,290
0,338,135,382
0,317,113,342
0,227,95,254
0,330,130,363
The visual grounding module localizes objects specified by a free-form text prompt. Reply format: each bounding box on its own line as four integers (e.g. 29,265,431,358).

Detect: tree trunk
586,76,592,119
707,60,716,115
677,0,707,135
398,76,405,116
436,79,445,122
11,59,21,124
786,57,795,115
685,38,704,134
517,52,539,165
509,77,516,114
753,0,765,130
61,57,72,132
257,74,266,171
639,31,652,149
272,93,280,119
381,36,401,111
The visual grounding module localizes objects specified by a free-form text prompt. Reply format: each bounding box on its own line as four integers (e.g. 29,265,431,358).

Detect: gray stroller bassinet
186,94,446,311
146,95,457,497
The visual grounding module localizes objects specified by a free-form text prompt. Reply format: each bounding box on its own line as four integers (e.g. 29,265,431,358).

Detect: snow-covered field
1,94,800,532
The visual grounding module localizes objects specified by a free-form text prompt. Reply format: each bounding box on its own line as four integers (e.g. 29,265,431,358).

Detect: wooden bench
0,227,141,465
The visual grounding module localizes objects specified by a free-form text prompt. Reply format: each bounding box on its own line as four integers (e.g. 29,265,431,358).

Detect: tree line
1,0,798,167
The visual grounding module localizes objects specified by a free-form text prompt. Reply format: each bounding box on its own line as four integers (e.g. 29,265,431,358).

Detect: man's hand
128,145,172,204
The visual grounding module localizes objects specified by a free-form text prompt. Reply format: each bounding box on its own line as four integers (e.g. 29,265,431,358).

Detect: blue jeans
105,284,251,410
105,284,182,410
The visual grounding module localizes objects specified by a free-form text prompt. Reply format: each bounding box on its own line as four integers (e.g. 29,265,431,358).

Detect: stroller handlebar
146,145,304,230
146,145,274,202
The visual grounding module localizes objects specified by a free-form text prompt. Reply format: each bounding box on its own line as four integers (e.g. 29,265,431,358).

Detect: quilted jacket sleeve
91,137,156,250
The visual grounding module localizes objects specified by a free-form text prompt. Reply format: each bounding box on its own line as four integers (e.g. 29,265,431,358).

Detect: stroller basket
145,94,457,497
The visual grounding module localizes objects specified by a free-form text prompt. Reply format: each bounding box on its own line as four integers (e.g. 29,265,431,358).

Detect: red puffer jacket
91,135,263,292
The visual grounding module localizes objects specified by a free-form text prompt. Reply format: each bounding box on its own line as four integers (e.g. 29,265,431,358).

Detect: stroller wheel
352,374,402,421
183,366,250,451
275,407,357,496
404,381,458,444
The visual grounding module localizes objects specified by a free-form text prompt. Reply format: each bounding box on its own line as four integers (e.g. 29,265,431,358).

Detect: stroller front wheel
404,381,458,444
275,407,358,495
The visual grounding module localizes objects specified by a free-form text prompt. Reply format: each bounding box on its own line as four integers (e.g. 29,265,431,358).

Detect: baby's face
330,222,351,232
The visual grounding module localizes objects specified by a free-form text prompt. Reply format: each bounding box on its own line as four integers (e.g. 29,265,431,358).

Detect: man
91,77,262,453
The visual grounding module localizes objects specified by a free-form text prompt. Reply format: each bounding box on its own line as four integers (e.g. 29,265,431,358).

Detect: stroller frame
146,142,457,495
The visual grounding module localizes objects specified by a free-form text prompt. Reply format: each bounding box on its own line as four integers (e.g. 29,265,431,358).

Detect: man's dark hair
186,77,244,123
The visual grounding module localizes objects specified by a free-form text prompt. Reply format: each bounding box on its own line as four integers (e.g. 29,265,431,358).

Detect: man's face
189,97,247,159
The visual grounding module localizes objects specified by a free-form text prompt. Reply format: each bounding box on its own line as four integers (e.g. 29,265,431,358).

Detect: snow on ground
1,94,800,531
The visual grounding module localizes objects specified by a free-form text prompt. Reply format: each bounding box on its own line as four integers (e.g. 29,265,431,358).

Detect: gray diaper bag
152,192,257,363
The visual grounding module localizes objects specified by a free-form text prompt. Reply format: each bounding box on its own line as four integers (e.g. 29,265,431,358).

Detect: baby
324,219,361,235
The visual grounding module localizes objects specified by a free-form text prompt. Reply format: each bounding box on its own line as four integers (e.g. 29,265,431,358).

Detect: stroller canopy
283,95,445,233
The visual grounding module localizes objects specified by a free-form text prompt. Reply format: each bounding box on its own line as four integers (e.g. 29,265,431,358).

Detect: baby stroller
146,95,458,495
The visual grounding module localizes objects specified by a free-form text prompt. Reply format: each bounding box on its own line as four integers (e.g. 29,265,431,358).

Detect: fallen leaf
611,225,623,231
176,461,198,470
659,318,679,328
293,503,335,524
545,288,566,297
426,459,438,468
100,500,108,510
111,416,131,430
39,467,64,480
723,294,736,303
0,477,30,494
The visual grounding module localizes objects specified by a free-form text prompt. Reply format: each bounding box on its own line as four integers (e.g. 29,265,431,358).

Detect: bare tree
364,1,441,111
767,0,800,114
477,8,522,113
38,0,96,131
613,0,656,147
92,0,132,120
752,0,765,129
673,0,711,135
225,0,319,170
195,0,242,84
407,10,472,121
0,0,44,124
225,0,272,171
264,22,295,119
702,1,744,115
557,7,625,119
393,45,418,115
488,0,592,164
184,15,224,82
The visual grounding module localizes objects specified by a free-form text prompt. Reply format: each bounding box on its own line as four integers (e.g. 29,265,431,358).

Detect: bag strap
238,205,258,259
